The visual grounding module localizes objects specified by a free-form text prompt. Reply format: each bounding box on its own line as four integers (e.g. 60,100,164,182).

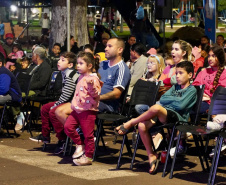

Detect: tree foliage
218,0,226,12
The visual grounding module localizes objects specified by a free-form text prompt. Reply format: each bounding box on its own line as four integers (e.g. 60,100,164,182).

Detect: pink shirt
8,50,24,59
193,67,226,104
71,73,103,113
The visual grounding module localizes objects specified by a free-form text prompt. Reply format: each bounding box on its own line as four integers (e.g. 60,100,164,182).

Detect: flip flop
114,124,129,136
149,154,160,175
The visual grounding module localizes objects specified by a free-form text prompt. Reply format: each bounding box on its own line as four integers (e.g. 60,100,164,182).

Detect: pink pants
64,110,97,158
41,102,67,141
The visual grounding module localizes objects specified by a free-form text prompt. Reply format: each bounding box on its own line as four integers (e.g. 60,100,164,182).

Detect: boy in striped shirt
30,52,79,154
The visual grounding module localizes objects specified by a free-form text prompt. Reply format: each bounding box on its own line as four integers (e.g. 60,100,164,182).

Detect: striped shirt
53,68,79,107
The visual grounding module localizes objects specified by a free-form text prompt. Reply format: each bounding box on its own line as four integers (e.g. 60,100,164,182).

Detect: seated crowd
0,31,226,174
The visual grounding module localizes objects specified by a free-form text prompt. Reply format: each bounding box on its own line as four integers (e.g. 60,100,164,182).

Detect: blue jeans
199,101,210,114
98,101,115,113
135,104,149,115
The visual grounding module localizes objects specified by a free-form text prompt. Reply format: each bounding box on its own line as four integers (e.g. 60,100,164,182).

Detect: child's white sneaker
72,144,85,159
73,154,92,166
207,121,223,130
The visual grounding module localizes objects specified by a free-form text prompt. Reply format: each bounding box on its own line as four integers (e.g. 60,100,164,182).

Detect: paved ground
0,123,226,185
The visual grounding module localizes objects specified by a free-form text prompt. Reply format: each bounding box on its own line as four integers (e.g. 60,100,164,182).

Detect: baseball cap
5,33,14,39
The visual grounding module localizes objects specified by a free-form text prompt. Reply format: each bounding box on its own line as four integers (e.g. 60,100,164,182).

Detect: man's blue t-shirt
98,60,131,111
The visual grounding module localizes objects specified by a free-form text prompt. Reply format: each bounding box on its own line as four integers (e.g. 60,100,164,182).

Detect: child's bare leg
55,102,72,124
138,120,157,173
117,104,167,135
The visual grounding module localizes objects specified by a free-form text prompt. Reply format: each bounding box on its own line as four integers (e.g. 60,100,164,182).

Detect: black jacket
29,60,52,96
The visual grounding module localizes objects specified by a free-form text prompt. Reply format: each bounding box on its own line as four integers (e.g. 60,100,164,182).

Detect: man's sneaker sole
29,137,50,143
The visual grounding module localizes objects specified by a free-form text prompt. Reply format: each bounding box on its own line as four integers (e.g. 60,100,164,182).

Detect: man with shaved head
98,37,130,112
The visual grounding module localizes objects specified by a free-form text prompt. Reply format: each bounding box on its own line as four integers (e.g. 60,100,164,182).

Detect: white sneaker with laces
73,154,92,166
72,145,85,159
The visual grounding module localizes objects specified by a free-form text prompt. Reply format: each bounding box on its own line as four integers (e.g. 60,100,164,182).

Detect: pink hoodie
8,50,24,59
71,73,103,113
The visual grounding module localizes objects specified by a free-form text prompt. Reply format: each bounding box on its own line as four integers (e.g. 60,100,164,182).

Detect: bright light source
96,10,100,14
32,8,37,14
10,5,17,12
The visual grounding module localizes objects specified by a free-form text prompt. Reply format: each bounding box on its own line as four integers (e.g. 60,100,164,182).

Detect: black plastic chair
208,128,226,185
160,85,205,177
131,85,205,172
169,86,226,179
115,79,160,169
28,71,61,136
92,80,131,161
16,72,34,134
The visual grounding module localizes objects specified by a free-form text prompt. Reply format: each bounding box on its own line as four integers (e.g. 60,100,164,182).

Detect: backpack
136,6,144,20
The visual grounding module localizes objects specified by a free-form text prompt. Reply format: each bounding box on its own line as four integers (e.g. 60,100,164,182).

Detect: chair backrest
16,72,33,97
192,85,205,125
208,86,226,119
118,79,131,114
46,71,62,96
130,79,160,107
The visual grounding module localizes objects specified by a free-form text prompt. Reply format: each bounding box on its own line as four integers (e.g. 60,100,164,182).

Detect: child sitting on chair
115,61,197,175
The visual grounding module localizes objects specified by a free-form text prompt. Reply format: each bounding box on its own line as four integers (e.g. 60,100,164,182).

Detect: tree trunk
0,7,9,22
50,0,88,49
72,0,89,46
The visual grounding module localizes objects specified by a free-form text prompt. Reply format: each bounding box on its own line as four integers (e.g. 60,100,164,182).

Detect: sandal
114,124,129,136
149,154,160,175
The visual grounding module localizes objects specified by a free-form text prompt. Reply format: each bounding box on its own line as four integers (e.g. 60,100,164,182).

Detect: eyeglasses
147,62,157,66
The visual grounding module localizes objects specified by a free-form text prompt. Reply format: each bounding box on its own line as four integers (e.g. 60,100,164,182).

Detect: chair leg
160,128,168,150
193,135,206,171
4,105,12,136
69,139,73,155
93,119,103,161
26,101,34,137
116,134,126,169
169,131,182,179
42,143,47,151
125,134,132,157
0,104,9,135
130,133,140,170
22,104,30,132
210,136,224,185
35,103,42,124
27,111,33,137
0,104,5,130
63,136,70,156
198,135,209,171
162,125,176,177
208,136,222,185
100,134,106,150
